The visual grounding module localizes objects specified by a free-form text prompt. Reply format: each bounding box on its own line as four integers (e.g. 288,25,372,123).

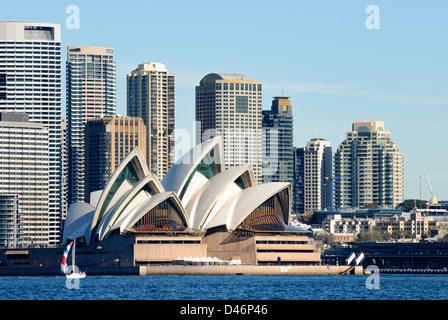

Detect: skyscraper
84,115,147,202
127,62,175,180
0,112,49,246
195,73,262,182
0,21,62,245
334,120,404,209
262,96,294,184
303,138,332,213
66,46,116,204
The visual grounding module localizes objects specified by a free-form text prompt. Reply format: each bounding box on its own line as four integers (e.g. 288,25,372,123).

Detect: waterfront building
0,194,17,247
322,214,376,235
0,21,62,245
195,73,263,183
63,136,320,266
262,96,294,184
371,210,439,239
66,46,116,204
127,62,175,180
334,121,404,209
84,115,146,203
304,138,332,213
322,241,448,269
312,207,403,226
0,112,49,246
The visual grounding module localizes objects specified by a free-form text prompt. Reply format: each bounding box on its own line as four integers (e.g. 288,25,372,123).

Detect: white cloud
263,81,448,106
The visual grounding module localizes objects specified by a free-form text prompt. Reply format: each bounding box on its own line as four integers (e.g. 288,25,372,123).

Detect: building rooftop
200,73,251,83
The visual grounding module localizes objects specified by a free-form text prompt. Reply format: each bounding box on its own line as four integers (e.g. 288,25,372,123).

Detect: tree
397,199,427,212
391,229,410,239
314,232,334,246
356,231,383,242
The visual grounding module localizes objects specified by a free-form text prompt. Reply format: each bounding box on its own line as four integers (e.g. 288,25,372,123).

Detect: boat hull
66,273,86,279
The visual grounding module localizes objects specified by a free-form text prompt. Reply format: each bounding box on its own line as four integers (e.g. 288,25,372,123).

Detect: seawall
139,265,363,275
0,265,363,276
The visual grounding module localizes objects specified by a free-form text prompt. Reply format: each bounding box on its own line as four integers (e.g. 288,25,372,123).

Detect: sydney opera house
62,137,321,267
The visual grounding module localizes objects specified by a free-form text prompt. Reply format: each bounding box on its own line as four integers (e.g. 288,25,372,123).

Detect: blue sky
2,0,448,202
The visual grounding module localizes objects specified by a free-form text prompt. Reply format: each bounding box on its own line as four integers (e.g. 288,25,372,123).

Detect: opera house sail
63,137,321,266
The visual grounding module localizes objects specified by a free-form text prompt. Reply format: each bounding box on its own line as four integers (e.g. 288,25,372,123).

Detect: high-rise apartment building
195,73,262,182
127,62,175,180
61,118,68,222
0,21,62,245
262,96,294,184
334,121,404,209
84,116,146,202
0,112,49,246
66,46,116,204
292,139,332,214
292,147,305,213
303,138,332,213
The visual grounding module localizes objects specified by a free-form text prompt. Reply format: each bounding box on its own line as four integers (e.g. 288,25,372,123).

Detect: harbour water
1,273,447,300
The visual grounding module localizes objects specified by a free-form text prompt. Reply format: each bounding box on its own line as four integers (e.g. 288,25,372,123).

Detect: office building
0,21,62,245
195,73,262,182
84,115,146,202
66,46,116,204
262,96,294,184
0,112,49,246
127,62,175,180
304,138,332,213
334,120,404,209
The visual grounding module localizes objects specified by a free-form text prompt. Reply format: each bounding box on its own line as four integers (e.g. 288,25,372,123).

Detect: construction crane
424,170,437,205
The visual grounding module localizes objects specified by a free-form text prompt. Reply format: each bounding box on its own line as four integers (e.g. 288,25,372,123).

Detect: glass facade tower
262,96,294,184
195,73,263,182
0,21,62,245
66,46,116,204
127,62,175,180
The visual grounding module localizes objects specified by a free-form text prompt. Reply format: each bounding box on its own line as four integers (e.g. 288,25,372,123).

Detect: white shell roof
110,191,189,235
185,164,255,230
63,137,295,246
95,173,164,241
62,202,95,243
161,136,223,197
205,182,291,231
86,147,149,245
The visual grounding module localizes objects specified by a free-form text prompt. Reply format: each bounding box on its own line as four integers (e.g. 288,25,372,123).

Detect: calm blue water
1,274,447,300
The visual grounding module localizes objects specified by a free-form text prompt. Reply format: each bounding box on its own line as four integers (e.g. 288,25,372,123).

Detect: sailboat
61,239,86,279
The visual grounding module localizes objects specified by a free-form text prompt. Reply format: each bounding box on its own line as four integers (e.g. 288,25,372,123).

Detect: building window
235,96,248,113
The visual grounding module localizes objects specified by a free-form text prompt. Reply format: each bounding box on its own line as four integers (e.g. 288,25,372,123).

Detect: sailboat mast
72,239,75,270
